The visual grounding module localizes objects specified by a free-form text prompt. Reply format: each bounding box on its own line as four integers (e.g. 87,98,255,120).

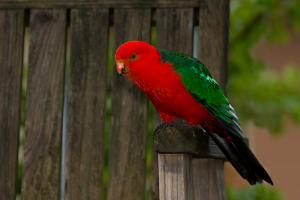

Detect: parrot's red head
114,41,160,77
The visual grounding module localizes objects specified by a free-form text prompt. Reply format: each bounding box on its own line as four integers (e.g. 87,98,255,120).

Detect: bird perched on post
114,40,273,185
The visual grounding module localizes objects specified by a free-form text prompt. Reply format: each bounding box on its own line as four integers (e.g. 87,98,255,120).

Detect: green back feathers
159,50,242,136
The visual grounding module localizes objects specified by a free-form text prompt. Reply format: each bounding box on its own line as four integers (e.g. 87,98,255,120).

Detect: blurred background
16,0,300,199
225,0,300,199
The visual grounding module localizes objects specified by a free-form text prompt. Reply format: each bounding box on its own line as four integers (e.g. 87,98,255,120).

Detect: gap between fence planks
0,9,24,200
21,9,67,200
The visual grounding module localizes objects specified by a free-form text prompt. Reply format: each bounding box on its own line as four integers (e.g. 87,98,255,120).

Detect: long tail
209,131,273,185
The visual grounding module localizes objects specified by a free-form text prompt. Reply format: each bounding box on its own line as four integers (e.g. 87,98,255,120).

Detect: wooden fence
0,0,229,199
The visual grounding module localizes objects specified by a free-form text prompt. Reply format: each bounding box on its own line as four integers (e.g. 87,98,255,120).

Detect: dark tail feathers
209,132,273,185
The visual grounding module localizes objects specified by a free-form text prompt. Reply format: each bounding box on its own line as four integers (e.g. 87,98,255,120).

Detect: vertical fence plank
151,144,159,200
155,8,194,200
22,9,66,200
64,8,109,200
199,0,229,86
158,154,193,200
0,10,24,200
191,159,225,200
156,8,194,54
108,8,151,200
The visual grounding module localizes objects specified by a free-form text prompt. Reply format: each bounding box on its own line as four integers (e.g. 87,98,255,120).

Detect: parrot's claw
195,125,207,134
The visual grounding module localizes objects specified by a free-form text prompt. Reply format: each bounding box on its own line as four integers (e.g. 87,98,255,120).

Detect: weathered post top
154,121,226,200
154,121,225,159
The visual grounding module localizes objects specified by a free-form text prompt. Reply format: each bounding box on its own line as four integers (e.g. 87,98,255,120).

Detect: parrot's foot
195,125,206,133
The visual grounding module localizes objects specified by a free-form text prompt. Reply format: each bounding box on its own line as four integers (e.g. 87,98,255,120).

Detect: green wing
159,50,242,136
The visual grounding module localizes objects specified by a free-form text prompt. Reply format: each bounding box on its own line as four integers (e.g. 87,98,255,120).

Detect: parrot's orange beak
116,61,127,75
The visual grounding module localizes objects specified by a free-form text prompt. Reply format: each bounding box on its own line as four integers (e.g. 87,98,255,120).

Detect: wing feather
160,50,243,137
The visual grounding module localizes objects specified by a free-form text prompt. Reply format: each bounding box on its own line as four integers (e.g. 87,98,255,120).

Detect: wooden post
155,121,226,200
0,10,24,200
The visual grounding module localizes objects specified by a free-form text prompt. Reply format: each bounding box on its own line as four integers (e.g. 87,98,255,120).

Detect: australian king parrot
114,40,273,185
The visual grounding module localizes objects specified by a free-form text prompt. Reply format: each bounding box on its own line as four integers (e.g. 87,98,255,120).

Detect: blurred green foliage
229,0,300,133
227,185,283,200
226,0,300,198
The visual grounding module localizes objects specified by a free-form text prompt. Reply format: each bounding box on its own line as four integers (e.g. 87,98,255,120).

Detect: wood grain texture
158,155,225,200
0,10,24,200
154,121,225,159
64,8,109,200
108,8,151,200
151,143,160,200
156,8,194,54
0,0,201,9
22,9,66,200
199,0,229,87
191,159,225,200
158,154,193,200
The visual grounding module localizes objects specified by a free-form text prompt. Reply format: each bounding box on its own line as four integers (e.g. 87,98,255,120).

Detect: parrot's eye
130,53,137,60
